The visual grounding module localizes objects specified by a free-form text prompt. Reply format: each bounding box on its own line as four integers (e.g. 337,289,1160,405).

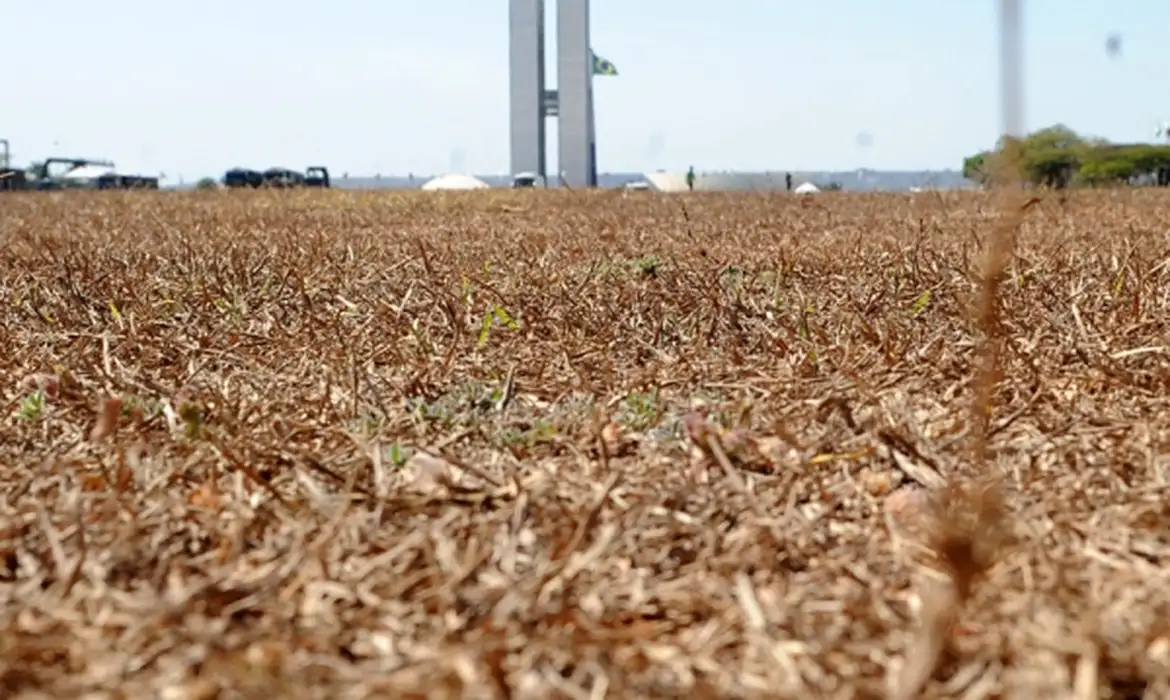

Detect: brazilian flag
592,52,618,77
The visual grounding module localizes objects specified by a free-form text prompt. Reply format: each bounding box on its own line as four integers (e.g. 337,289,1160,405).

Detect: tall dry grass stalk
892,3,1027,697
971,0,1026,472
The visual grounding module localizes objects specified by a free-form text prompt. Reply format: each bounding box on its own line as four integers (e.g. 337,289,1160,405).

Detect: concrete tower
508,0,546,183
508,0,597,188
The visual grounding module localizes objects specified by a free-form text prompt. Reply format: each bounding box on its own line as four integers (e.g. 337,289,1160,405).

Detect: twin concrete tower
508,0,597,187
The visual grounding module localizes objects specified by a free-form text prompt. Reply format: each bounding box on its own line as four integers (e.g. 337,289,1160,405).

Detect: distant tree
1124,144,1170,179
962,152,992,185
963,125,1170,189
1077,154,1135,186
195,177,219,191
1019,125,1082,188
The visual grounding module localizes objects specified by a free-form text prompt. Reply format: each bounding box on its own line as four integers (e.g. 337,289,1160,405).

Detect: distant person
686,166,696,191
785,172,793,192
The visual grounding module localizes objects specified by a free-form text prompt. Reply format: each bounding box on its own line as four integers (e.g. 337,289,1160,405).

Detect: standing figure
785,172,793,192
686,166,696,191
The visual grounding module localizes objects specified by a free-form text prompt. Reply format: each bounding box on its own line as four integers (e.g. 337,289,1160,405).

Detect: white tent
421,174,490,191
793,182,821,194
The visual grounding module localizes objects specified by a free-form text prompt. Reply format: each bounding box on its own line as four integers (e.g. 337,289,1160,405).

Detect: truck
304,166,330,188
223,165,331,189
0,140,159,191
27,158,159,190
222,167,264,188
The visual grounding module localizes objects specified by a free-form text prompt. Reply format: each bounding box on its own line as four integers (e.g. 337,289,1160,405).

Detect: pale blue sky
2,1,1164,180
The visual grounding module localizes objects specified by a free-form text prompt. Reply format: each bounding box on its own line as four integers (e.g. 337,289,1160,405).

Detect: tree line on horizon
962,124,1170,189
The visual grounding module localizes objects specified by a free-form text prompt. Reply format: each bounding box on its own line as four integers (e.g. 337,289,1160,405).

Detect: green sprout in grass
910,290,932,317
631,256,662,277
622,388,661,430
179,401,205,440
385,442,411,467
18,390,45,420
495,420,557,449
477,304,519,347
798,304,814,341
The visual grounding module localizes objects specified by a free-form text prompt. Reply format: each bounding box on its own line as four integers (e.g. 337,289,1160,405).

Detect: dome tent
421,174,490,191
793,182,821,194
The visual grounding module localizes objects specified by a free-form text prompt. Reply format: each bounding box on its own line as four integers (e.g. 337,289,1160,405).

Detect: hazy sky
3,1,1164,180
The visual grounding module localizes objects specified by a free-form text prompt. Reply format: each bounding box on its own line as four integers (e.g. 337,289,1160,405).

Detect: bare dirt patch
3,188,1170,698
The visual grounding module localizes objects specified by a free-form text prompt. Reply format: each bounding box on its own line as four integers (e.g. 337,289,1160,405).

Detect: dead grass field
3,188,1170,699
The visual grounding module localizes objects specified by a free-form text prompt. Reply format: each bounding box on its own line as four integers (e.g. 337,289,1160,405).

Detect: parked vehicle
512,171,543,188
223,167,264,188
30,158,157,190
223,165,331,189
0,143,159,191
304,166,330,188
261,167,302,188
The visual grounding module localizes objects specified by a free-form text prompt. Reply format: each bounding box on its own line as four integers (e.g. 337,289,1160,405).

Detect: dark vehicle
108,174,159,189
223,165,330,189
223,167,264,188
304,166,330,188
512,171,541,188
262,167,304,188
0,140,27,191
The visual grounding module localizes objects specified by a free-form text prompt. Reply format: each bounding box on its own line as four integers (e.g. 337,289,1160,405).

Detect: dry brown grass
3,187,1170,699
